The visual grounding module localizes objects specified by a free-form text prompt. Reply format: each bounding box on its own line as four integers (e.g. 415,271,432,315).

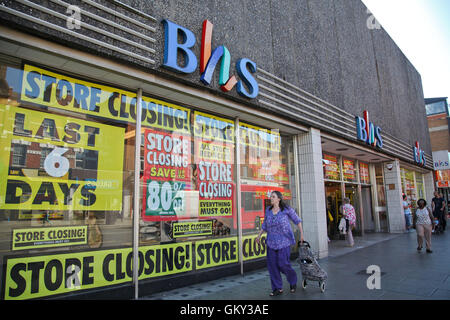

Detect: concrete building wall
0,0,432,155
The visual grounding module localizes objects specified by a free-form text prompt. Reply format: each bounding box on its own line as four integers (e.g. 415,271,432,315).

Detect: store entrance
344,184,361,236
325,182,341,240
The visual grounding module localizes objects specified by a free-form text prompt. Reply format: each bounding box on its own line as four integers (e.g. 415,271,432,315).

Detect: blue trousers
267,246,298,291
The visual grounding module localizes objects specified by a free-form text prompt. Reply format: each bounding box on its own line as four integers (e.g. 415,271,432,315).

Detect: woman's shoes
269,289,283,296
290,284,297,293
417,246,422,251
426,249,433,253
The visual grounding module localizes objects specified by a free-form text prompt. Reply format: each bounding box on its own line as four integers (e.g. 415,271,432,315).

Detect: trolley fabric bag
298,241,327,292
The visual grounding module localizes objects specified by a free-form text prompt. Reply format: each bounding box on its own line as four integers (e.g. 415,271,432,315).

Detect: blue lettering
236,58,259,99
375,126,383,148
356,116,367,142
162,19,197,74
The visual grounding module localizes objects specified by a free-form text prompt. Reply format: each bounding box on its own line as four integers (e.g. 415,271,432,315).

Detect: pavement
141,229,450,300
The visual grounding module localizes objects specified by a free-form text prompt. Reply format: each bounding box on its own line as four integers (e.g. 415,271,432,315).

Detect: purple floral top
261,206,302,250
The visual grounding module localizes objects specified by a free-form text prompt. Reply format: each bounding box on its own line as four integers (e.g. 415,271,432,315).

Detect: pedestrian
340,197,356,247
432,191,446,231
413,199,434,253
403,194,412,232
256,190,304,296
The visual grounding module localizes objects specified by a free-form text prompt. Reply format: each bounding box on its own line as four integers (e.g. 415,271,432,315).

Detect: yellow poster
193,111,234,143
195,237,238,270
3,243,193,300
242,234,267,261
172,221,213,238
0,104,124,211
21,64,191,134
239,122,281,152
12,226,87,250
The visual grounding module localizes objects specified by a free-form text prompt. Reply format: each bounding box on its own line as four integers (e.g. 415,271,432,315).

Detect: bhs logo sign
356,111,383,148
162,19,259,99
413,141,426,166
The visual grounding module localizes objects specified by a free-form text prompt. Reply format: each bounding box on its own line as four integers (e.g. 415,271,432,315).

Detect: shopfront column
383,159,405,233
297,128,328,258
424,171,435,202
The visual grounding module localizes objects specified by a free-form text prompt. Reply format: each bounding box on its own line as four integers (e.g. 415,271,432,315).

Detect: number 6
44,147,70,177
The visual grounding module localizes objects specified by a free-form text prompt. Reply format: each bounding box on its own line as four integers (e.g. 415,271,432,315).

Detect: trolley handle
298,240,310,248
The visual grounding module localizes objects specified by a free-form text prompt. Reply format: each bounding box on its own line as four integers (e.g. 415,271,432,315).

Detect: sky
362,0,450,101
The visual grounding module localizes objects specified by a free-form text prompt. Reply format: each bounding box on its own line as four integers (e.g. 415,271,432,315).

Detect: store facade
0,0,434,299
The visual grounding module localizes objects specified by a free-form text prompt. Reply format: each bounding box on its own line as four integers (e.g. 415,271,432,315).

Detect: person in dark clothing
432,191,446,231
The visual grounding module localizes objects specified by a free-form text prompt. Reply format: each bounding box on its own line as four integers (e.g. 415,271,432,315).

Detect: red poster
343,159,355,181
323,154,339,180
360,162,369,184
142,129,193,221
194,139,235,219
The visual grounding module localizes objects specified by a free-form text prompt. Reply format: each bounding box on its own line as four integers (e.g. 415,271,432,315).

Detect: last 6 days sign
0,104,124,211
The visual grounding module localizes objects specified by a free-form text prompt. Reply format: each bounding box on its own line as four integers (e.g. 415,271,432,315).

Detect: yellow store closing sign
195,237,239,270
12,226,87,250
0,104,124,211
3,242,193,300
3,235,268,299
21,64,191,134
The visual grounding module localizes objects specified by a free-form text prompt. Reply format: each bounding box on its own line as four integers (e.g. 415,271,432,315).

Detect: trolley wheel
302,279,307,289
319,281,326,293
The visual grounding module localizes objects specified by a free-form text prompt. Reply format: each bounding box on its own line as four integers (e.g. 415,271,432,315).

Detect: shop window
0,58,135,299
239,122,298,255
415,173,425,199
342,158,357,183
323,153,340,181
375,164,388,232
359,162,370,184
0,53,298,299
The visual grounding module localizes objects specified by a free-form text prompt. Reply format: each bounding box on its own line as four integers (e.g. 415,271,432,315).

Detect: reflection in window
425,101,446,115
11,144,27,166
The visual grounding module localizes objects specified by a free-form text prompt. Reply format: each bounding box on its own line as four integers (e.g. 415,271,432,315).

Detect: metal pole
235,117,243,275
133,88,143,299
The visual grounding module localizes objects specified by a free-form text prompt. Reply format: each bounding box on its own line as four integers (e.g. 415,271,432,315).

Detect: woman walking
341,197,356,247
256,190,304,296
414,199,434,253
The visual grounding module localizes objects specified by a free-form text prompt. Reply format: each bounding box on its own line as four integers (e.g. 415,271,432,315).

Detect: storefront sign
0,104,124,211
413,141,426,166
432,150,450,170
162,19,259,99
21,64,191,133
355,111,383,148
12,226,87,250
172,221,213,238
